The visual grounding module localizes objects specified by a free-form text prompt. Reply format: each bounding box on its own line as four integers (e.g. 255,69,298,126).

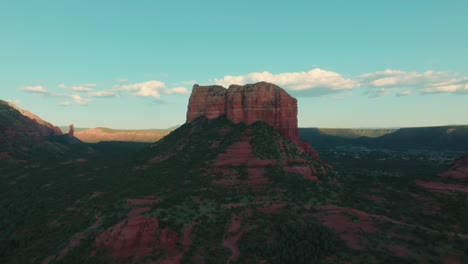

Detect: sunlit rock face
0,100,62,137
186,82,299,143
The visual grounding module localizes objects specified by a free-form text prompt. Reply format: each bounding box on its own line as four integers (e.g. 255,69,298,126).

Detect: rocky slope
0,100,85,162
0,100,62,138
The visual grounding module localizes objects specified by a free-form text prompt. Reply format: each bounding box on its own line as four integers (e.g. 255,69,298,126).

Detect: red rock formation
68,124,75,137
186,85,227,122
186,82,299,143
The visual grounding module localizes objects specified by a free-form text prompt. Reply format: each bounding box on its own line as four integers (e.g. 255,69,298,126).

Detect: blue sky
1,0,467,128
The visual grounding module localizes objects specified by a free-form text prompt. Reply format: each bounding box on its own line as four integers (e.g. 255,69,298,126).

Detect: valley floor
1,145,467,263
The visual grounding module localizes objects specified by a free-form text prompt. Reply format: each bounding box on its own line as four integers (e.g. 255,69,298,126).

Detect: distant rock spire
68,124,75,137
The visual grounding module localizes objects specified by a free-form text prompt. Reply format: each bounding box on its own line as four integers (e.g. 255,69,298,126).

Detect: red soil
311,205,383,250
245,167,269,187
224,203,246,209
227,215,242,233
311,205,468,257
361,194,384,203
126,196,159,207
223,231,244,264
223,215,245,263
283,166,319,181
385,244,411,258
215,140,253,167
150,153,176,164
439,154,468,181
416,181,468,194
95,207,158,261
257,203,287,214
95,194,195,264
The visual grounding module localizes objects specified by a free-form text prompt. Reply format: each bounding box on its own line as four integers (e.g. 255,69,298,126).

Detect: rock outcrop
187,82,299,143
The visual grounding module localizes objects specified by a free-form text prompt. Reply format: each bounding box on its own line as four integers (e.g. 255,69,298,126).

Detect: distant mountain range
300,125,468,151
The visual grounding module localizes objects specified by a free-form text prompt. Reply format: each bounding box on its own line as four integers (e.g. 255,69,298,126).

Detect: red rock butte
186,82,299,143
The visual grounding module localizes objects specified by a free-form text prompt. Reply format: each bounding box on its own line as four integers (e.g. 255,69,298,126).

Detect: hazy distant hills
311,128,397,138
60,127,171,143
58,124,468,151
300,125,468,151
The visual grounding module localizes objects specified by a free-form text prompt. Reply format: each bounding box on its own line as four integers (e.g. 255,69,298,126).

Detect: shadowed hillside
300,125,468,151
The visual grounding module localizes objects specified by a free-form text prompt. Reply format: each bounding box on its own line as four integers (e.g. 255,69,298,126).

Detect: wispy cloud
21,85,48,93
57,83,66,89
87,91,117,97
71,94,90,105
165,86,189,94
119,80,188,98
58,101,72,106
71,83,96,92
421,82,468,94
396,90,412,97
117,78,129,83
359,69,468,95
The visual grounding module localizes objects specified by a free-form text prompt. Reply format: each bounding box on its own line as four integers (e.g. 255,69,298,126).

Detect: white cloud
58,101,72,106
71,86,92,92
117,78,129,83
359,69,468,95
214,68,358,92
396,90,412,97
87,91,117,97
120,80,165,98
21,85,47,93
421,83,468,93
71,94,91,105
58,83,66,89
359,70,450,88
165,86,189,94
119,80,188,98
71,83,96,92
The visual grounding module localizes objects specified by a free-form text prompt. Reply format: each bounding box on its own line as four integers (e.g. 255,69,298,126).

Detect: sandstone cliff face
186,82,299,143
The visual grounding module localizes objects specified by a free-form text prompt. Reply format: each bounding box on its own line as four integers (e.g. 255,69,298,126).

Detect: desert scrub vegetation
239,219,337,264
250,121,281,160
